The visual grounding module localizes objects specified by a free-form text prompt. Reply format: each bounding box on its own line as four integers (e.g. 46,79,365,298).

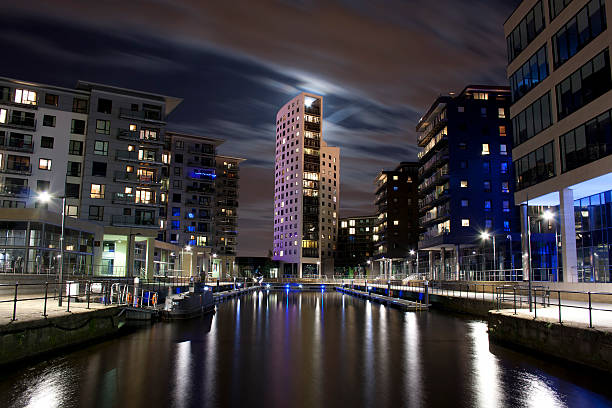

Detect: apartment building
373,162,420,277
336,215,377,276
416,86,514,280
272,93,341,277
505,0,612,282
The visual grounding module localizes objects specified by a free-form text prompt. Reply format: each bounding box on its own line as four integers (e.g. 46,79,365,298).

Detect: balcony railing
0,139,34,153
0,185,30,197
188,147,214,155
186,185,215,194
114,171,161,185
111,215,158,228
116,150,163,165
1,164,32,175
3,116,37,131
117,128,163,145
112,192,162,207
119,108,165,124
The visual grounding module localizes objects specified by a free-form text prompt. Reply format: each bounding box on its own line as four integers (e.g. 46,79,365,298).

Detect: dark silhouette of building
335,215,377,276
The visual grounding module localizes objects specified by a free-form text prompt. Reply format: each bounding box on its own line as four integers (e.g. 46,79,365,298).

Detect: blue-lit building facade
416,85,518,280
506,0,612,283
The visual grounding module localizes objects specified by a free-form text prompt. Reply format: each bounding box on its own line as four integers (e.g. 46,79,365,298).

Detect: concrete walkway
0,298,115,326
364,283,612,331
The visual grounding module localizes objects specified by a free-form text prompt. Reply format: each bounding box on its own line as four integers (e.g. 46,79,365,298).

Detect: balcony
304,122,320,132
184,213,211,221
111,215,158,228
0,185,30,197
1,164,32,175
117,128,163,145
188,147,214,156
116,150,163,166
114,171,161,185
0,138,34,153
304,106,320,116
186,185,215,195
2,115,37,131
119,108,165,124
112,192,162,207
185,199,211,206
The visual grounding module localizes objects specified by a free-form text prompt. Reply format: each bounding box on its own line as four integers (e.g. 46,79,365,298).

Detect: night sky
0,0,521,256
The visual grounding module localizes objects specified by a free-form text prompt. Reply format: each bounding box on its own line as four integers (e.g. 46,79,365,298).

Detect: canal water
1,290,611,408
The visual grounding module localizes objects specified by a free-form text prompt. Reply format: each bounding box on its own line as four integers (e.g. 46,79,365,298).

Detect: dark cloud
0,0,520,256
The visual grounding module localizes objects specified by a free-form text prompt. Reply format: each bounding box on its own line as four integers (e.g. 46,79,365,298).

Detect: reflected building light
25,366,72,408
404,312,422,406
523,372,565,408
173,340,192,408
469,322,500,408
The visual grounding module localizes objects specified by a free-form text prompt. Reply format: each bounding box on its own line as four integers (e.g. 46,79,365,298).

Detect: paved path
0,297,115,326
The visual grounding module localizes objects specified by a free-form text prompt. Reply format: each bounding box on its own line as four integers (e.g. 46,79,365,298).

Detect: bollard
12,283,18,321
558,290,562,324
43,282,49,317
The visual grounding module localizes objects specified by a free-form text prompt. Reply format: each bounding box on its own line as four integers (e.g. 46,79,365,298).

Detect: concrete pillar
520,204,530,282
428,251,434,281
440,247,446,282
145,237,155,279
299,262,303,278
560,188,578,282
126,234,135,278
455,245,461,280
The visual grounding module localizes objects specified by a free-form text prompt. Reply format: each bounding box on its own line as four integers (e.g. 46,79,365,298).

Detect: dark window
72,98,88,114
123,208,131,215
172,207,180,217
65,183,80,198
68,140,83,155
552,0,607,68
71,119,86,134
42,115,56,127
44,93,58,106
97,98,112,114
175,154,183,163
131,104,139,112
36,180,50,192
67,161,81,177
173,193,181,203
484,181,491,193
89,206,104,221
40,136,54,148
550,0,574,21
514,141,556,190
507,1,545,62
510,45,549,101
560,109,612,172
556,49,612,120
92,161,107,177
174,167,181,176
512,92,553,145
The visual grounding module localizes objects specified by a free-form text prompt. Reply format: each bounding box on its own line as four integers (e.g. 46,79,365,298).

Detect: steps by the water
336,286,429,311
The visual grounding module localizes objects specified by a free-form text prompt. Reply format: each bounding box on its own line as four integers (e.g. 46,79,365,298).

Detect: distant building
272,93,340,277
505,0,612,283
416,85,514,280
336,215,377,276
373,162,420,277
236,256,279,278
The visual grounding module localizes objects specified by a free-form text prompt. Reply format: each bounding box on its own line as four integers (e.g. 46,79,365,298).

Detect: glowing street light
480,231,496,278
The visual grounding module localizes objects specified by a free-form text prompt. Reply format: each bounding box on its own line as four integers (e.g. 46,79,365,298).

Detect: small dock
335,287,429,311
213,286,259,304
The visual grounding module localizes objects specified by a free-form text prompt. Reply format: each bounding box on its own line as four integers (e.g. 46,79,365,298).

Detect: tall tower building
273,93,340,277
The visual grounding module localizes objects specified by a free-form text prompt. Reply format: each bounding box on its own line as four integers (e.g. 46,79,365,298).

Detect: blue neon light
190,168,216,179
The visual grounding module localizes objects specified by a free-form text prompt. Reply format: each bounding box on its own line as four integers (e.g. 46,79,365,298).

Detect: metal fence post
12,283,18,321
67,282,71,312
513,287,516,315
588,292,593,328
558,290,562,324
43,282,49,317
87,280,91,309
533,288,537,319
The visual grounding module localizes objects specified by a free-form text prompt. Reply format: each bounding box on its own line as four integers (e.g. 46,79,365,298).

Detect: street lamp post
480,231,495,281
317,261,321,279
507,234,514,281
37,192,66,306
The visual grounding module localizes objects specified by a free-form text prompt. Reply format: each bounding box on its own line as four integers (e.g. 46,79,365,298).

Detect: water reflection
1,291,611,408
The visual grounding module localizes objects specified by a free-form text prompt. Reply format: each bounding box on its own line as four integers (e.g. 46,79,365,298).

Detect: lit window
501,162,508,174
393,220,399,226
484,200,491,211
96,119,110,135
503,200,510,212
90,184,105,199
462,219,470,227
341,221,348,228
349,219,356,227
129,124,137,131
473,92,488,100
498,108,505,118
485,219,493,229
502,182,509,193
14,89,37,105
458,106,465,113
482,144,490,155
500,144,507,155
461,200,469,207
460,180,468,188
38,158,52,170
94,141,108,156
393,175,398,181
0,109,6,124
349,228,355,235
504,221,510,232
499,126,507,137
